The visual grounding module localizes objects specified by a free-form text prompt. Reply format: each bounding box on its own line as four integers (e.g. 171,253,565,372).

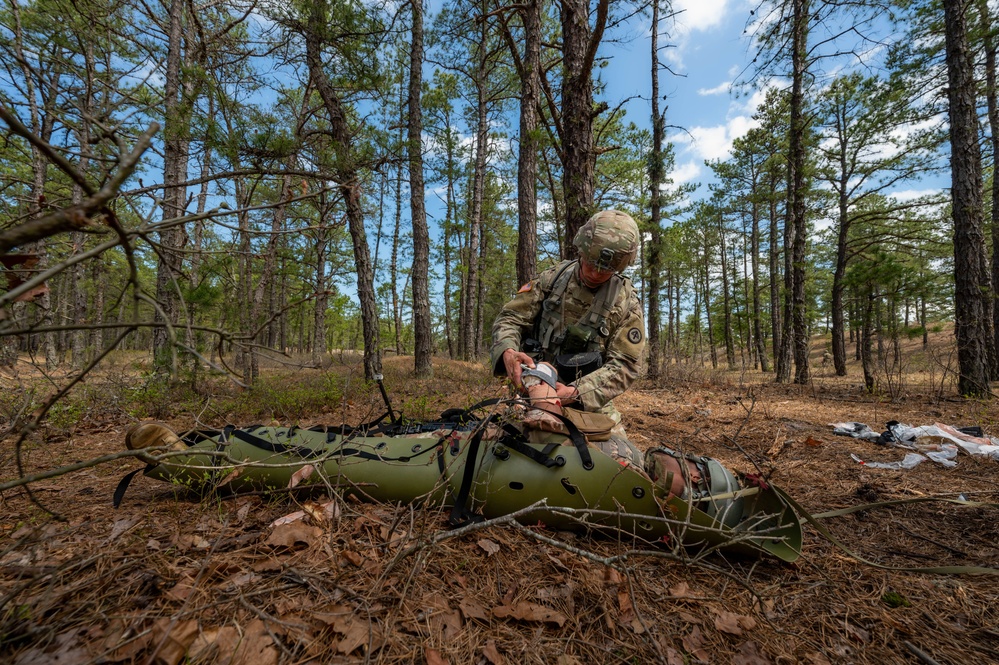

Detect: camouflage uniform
489,210,646,424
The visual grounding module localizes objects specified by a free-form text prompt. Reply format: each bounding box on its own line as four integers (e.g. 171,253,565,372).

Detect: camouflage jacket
490,260,646,414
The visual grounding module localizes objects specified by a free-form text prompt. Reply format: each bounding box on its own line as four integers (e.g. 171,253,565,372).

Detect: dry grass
2,330,999,665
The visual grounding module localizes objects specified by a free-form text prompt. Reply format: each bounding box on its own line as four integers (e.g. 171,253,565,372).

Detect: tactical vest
534,259,625,362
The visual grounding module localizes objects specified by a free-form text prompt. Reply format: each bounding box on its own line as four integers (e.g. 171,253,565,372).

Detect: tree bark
769,183,783,377
789,0,810,385
153,0,191,368
751,191,769,372
646,0,664,382
559,0,609,255
515,0,540,285
409,0,433,376
305,1,381,379
943,0,991,396
979,0,999,380
462,25,487,360
718,212,736,369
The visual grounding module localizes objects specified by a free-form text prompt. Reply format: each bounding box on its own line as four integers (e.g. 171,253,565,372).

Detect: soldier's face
579,260,614,288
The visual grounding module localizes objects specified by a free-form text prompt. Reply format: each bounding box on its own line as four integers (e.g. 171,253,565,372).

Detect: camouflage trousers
593,424,644,468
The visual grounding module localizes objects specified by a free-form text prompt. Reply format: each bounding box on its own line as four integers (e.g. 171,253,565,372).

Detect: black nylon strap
230,428,325,459
499,437,563,468
448,415,495,527
550,412,594,470
496,424,561,468
112,465,153,508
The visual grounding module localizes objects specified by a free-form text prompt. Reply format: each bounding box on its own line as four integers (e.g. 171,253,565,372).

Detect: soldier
490,209,646,461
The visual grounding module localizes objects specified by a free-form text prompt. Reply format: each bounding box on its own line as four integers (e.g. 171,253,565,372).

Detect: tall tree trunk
9,3,58,369
153,0,191,369
252,154,295,377
409,0,432,376
861,289,875,393
751,197,769,371
703,246,717,369
443,128,457,359
943,0,992,396
236,179,253,382
71,43,95,370
392,135,404,354
979,0,999,380
768,188,782,375
462,42,487,360
718,213,735,369
305,3,381,379
516,0,540,284
776,187,793,383
559,0,609,253
312,211,329,369
830,96,850,377
646,0,664,382
90,256,104,360
789,0,811,385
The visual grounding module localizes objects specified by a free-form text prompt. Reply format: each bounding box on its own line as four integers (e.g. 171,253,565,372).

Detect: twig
0,123,158,253
902,640,942,665
11,327,135,519
0,447,168,493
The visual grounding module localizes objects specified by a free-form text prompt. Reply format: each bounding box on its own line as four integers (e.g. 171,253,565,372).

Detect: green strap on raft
124,421,803,562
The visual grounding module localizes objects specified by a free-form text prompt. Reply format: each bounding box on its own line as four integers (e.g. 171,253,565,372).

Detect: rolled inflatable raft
119,416,802,562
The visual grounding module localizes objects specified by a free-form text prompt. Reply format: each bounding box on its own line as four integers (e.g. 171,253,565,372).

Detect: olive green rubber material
139,426,802,561
663,482,803,562
146,427,451,505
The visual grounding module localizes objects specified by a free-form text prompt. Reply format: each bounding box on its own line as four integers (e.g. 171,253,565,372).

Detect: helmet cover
573,209,639,272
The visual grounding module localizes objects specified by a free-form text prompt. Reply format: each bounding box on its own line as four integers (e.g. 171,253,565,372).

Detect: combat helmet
573,209,639,273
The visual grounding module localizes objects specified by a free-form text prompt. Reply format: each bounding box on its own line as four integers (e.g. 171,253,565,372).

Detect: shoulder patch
518,281,533,293
627,328,642,344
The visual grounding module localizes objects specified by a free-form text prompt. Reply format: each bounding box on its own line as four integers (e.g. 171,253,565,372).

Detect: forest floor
1,329,998,665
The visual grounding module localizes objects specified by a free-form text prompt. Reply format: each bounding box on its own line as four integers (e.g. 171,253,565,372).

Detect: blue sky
601,0,767,196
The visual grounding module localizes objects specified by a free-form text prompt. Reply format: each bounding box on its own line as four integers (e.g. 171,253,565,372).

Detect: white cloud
659,0,731,68
890,188,945,203
672,113,758,163
687,126,731,161
669,160,701,184
698,81,731,96
673,0,729,35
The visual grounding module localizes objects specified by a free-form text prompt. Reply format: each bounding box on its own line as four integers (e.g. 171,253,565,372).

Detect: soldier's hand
555,382,579,405
502,348,535,388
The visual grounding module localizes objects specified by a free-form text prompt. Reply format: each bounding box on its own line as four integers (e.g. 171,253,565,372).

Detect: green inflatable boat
118,407,802,562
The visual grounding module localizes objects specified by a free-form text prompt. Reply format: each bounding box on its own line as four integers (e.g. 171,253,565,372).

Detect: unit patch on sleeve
627,328,642,344
517,281,533,293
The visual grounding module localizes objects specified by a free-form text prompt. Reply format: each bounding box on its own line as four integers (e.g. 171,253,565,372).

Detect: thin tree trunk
462,40,487,360
153,0,191,368
769,186,784,378
718,212,735,369
646,0,664,382
789,0,811,385
703,245,717,369
559,0,609,254
861,289,875,393
409,0,432,375
751,198,768,371
305,3,381,379
516,0,540,284
979,0,999,380
443,126,458,359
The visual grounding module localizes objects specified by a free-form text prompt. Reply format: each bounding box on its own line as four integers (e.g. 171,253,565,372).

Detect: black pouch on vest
554,351,603,384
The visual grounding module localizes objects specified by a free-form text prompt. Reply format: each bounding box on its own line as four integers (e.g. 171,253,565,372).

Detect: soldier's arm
489,279,546,376
572,295,646,411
